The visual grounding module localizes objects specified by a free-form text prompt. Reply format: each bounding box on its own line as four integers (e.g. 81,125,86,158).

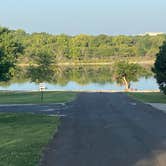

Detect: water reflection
26,65,115,85
0,65,158,91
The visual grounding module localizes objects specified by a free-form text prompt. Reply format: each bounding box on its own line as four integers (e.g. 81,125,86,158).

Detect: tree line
1,26,166,65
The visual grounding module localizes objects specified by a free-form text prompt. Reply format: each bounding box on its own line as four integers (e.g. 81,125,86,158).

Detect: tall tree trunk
122,76,130,90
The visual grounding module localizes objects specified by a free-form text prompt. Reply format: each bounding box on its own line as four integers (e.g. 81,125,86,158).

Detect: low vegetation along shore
18,56,155,67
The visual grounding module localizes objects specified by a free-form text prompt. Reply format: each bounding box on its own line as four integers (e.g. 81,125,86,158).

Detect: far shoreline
18,59,155,67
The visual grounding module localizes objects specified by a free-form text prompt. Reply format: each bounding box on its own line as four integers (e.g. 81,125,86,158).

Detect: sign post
39,83,46,103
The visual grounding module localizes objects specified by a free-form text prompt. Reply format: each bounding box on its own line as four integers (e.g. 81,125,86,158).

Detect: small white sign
39,83,46,91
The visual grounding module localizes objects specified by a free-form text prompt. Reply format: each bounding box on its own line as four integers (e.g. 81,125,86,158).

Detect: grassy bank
0,91,76,104
19,58,155,67
128,92,166,103
0,113,59,166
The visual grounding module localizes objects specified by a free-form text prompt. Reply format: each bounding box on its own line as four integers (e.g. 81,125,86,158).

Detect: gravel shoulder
147,103,166,113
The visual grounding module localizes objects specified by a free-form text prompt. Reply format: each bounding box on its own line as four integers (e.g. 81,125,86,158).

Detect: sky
0,0,166,35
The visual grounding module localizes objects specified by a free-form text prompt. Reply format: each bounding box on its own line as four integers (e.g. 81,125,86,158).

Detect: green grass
128,92,166,103
0,91,76,104
0,113,59,166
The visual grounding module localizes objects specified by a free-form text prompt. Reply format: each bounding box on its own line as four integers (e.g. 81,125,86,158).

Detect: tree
0,27,23,81
27,50,55,83
55,34,70,60
69,34,91,60
113,61,145,90
153,41,166,94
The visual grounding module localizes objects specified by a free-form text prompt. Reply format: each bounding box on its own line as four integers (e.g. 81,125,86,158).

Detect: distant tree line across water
0,26,166,64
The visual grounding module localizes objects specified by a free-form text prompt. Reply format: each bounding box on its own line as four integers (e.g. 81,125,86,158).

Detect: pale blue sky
0,0,165,35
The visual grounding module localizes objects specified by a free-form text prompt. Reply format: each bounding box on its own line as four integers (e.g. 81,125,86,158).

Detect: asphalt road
0,103,71,115
39,93,166,166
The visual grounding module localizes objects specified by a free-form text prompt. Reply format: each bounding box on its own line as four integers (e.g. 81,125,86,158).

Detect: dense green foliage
0,27,23,81
1,27,166,64
113,61,148,90
153,42,166,94
0,113,59,166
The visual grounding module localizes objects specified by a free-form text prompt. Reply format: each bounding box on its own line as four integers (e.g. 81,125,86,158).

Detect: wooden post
39,83,45,103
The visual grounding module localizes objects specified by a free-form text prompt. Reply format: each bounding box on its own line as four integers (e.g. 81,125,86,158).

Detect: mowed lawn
0,91,76,104
0,113,59,166
128,92,166,103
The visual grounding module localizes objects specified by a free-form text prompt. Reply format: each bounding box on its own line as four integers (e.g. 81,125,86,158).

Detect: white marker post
39,83,46,103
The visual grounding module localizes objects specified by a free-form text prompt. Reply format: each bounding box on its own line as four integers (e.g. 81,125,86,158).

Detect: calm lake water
0,65,159,91
0,77,158,91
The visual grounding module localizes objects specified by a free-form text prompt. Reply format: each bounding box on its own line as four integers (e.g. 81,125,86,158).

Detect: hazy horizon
0,0,166,35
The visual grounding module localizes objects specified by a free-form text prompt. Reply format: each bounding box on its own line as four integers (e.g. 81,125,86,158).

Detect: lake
0,65,159,91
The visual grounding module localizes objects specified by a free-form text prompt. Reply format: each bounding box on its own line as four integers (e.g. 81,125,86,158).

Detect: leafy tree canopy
113,61,147,90
153,41,166,94
0,27,23,81
1,26,165,63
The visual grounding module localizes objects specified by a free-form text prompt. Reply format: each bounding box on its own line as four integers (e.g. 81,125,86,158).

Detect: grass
0,113,59,166
0,91,76,104
19,56,155,66
128,92,166,103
